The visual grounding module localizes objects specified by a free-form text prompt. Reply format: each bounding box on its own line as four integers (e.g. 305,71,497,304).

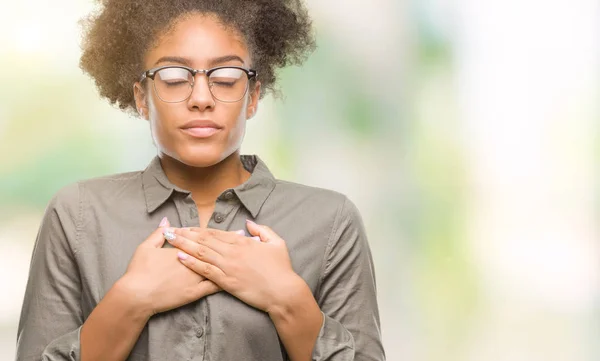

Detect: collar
142,154,276,218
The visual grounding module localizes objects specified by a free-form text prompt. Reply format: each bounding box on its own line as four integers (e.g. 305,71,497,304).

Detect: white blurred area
457,0,599,360
1,0,599,360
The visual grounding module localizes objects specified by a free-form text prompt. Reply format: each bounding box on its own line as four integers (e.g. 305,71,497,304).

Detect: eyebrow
153,55,246,67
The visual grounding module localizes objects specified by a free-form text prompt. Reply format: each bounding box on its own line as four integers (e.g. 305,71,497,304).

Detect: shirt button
214,213,225,223
195,327,204,338
223,190,234,200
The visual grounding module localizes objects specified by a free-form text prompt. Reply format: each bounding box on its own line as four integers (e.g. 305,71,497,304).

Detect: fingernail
246,219,257,226
163,228,176,241
252,236,260,242
159,217,168,227
177,251,188,261
235,230,245,236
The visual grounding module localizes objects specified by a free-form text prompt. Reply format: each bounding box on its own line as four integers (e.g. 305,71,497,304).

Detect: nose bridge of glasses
191,68,209,77
189,69,214,99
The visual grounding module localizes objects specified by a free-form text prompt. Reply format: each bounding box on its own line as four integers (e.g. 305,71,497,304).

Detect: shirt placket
207,189,240,231
171,193,207,361
173,191,241,361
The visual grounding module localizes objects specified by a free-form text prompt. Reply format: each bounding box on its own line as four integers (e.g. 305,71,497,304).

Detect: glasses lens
209,68,249,102
154,67,193,102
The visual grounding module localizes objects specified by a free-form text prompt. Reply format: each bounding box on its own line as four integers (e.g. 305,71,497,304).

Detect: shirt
16,154,385,361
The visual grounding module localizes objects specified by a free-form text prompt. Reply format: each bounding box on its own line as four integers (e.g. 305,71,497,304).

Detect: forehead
145,13,250,67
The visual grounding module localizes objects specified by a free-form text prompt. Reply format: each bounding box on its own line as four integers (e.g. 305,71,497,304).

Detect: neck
158,151,251,208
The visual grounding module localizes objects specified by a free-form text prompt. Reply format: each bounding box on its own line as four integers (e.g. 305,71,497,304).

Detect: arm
246,197,385,361
78,279,152,361
310,196,385,361
80,219,219,361
16,184,151,361
264,275,323,361
16,184,84,360
16,184,216,361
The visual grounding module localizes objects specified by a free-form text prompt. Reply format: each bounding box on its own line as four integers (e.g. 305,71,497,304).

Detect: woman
16,0,384,360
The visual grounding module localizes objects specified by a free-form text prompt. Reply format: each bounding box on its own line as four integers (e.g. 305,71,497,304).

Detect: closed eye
163,80,190,86
211,81,236,88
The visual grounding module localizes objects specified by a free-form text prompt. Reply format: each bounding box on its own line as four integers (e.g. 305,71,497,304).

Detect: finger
159,216,170,228
184,227,241,242
165,230,225,266
177,251,227,285
182,280,221,304
144,217,171,248
173,228,232,254
245,220,279,243
198,280,221,296
184,227,228,236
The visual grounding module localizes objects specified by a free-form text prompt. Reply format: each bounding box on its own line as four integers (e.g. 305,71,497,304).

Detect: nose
186,73,214,111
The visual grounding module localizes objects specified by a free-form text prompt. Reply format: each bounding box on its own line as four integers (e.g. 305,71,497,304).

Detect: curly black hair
79,0,316,114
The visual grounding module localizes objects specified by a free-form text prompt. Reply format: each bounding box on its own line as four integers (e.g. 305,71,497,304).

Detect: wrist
113,275,155,320
267,274,315,323
267,275,324,361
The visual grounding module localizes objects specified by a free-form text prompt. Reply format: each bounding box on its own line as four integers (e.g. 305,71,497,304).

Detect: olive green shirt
16,155,384,361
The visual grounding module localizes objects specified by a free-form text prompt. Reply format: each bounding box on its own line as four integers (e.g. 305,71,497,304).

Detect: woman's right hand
116,218,220,316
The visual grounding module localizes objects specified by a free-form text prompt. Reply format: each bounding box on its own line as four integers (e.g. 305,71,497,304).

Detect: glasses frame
139,65,258,103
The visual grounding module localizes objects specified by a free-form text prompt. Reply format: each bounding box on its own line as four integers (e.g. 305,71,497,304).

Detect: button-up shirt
16,155,385,361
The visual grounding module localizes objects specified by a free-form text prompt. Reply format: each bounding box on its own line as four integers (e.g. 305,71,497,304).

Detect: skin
135,12,259,222
168,221,325,361
80,13,323,361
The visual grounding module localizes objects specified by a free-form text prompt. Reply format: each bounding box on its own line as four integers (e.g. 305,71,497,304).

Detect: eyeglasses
140,65,258,103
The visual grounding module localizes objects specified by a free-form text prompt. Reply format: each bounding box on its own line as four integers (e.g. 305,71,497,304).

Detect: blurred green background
1,0,599,360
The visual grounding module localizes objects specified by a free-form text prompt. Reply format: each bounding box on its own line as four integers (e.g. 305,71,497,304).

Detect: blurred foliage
0,72,116,208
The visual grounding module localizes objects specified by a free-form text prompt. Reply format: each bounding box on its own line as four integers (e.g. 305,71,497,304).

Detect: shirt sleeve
311,197,385,361
16,183,84,361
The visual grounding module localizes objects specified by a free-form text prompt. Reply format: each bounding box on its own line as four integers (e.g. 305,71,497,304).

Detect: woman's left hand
164,220,303,314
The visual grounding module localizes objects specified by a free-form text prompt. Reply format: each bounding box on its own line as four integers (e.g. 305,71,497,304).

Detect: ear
133,82,149,120
246,80,261,119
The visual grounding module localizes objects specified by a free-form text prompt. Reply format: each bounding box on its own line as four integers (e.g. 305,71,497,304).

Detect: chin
170,146,235,168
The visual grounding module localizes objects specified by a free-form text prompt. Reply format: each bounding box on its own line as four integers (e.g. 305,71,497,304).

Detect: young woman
16,0,384,360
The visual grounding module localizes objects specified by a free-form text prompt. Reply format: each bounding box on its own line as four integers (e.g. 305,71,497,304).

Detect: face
133,13,261,168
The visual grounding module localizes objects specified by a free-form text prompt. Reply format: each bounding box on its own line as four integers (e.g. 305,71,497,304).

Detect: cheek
147,96,175,146
226,100,250,141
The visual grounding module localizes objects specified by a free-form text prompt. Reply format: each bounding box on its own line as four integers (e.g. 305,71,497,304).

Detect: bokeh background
1,0,599,360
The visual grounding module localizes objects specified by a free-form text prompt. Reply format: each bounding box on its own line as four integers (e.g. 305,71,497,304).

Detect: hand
117,218,220,316
164,220,303,314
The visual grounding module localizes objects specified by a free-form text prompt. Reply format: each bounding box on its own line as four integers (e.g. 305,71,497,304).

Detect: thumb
183,281,221,304
194,280,221,299
145,217,170,248
246,220,280,244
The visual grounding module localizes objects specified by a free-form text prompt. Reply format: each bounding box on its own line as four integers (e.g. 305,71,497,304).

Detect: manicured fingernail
235,230,245,236
246,219,257,226
252,236,260,241
163,228,176,241
159,217,168,227
177,251,188,260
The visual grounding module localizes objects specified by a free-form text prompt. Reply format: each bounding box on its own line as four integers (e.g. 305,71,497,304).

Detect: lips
180,119,223,138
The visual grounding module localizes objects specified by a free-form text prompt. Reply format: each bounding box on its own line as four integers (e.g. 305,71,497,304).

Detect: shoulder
272,179,347,206
76,170,142,192
271,179,361,223
273,179,346,201
48,170,143,211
